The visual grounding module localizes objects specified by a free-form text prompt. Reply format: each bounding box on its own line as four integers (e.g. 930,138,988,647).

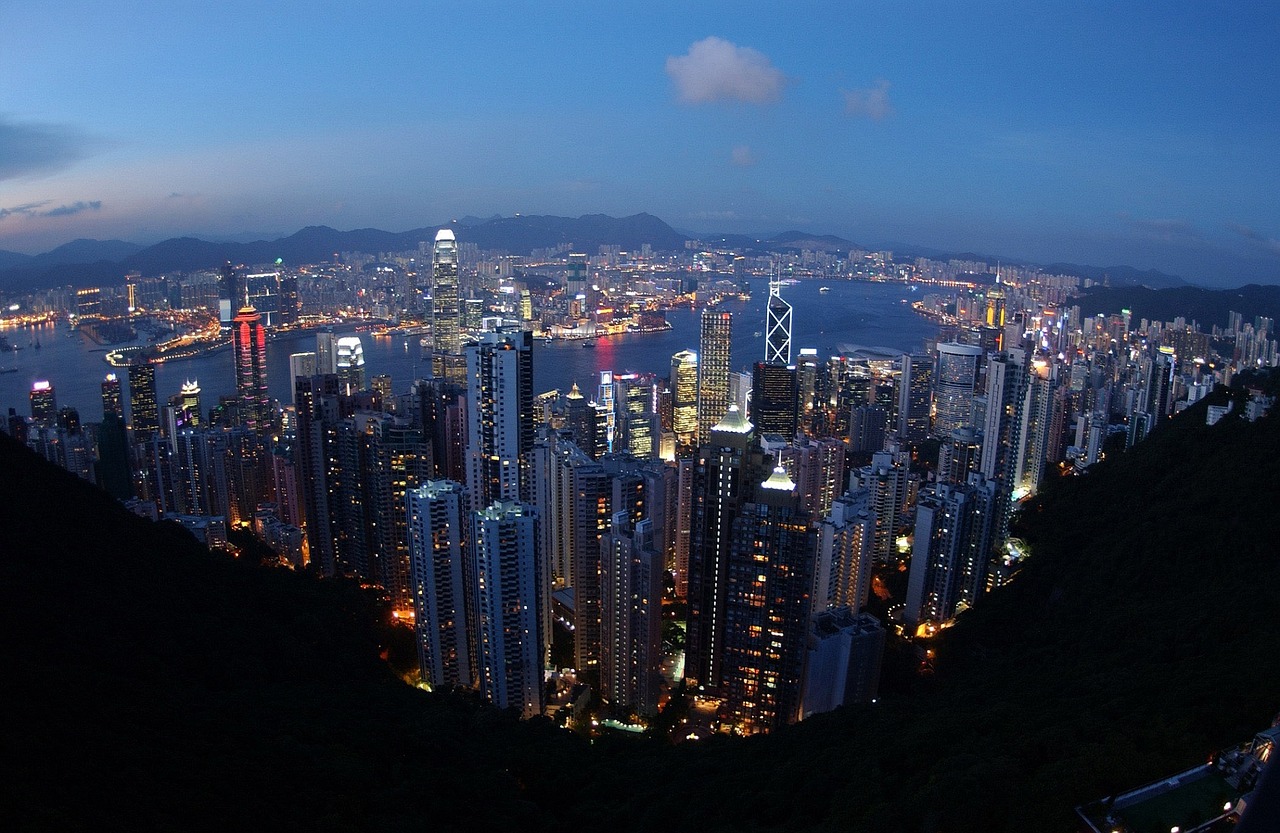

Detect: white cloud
666,37,786,105
730,145,756,167
843,80,893,121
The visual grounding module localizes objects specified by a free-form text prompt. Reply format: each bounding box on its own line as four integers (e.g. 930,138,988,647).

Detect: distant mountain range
1076,283,1280,329
0,212,1197,294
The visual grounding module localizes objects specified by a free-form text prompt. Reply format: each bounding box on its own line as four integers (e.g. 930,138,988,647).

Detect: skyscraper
431,229,465,385
408,479,473,691
233,305,271,434
101,373,123,419
180,379,202,427
335,336,366,394
128,360,160,437
934,343,983,437
29,381,56,425
764,272,792,366
471,500,543,718
897,352,933,442
697,308,732,446
670,350,698,445
751,361,798,438
465,328,534,508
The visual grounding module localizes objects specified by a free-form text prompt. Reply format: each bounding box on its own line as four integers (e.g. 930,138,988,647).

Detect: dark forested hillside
2,374,1279,832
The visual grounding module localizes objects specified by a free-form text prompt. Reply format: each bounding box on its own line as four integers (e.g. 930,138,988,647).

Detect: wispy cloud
1229,223,1280,256
1119,214,1204,244
666,37,787,105
842,80,893,121
730,145,756,167
0,116,96,181
0,199,103,221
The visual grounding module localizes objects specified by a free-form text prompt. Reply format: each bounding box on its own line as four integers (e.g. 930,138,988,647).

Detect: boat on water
819,286,831,293
582,341,596,349
753,331,763,338
0,367,16,374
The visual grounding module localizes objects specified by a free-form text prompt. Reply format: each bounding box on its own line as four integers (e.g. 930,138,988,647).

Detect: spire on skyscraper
764,262,792,366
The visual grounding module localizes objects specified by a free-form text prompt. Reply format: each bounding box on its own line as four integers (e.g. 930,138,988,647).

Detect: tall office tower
1014,357,1054,497
294,373,347,576
471,500,543,718
813,489,876,613
315,331,338,375
29,381,56,425
597,370,616,454
719,464,816,734
985,282,1007,328
335,336,366,394
600,513,664,715
764,272,792,365
97,411,133,501
564,382,592,451
180,379,202,427
897,352,934,442
566,252,588,297
277,271,299,326
219,261,242,324
850,404,890,453
686,404,761,690
673,456,695,600
903,475,997,632
670,350,699,446
244,272,281,326
800,608,885,719
431,229,465,385
101,374,123,418
233,305,271,434
751,361,799,438
696,309,732,446
288,352,317,406
795,348,819,419
407,479,474,690
934,343,983,437
852,449,912,565
979,348,1029,584
465,328,534,508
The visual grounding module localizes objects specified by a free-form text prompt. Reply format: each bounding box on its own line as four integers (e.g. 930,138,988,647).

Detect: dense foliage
2,374,1277,831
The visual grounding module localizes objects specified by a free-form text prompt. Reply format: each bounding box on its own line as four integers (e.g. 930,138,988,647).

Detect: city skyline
2,4,1279,286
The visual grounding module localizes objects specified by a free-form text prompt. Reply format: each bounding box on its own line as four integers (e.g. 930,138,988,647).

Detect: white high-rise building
472,500,542,718
408,480,473,691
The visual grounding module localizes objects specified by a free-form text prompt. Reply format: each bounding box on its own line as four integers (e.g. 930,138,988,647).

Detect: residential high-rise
979,348,1029,586
471,500,543,718
407,479,473,691
904,475,997,632
696,309,732,446
128,360,159,438
464,328,534,508
600,513,664,715
101,373,123,419
801,608,885,719
233,305,271,434
670,350,699,445
431,229,465,385
934,342,983,437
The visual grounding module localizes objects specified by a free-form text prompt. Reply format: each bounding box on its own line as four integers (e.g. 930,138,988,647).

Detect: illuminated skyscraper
897,352,933,442
336,336,366,394
127,360,159,437
233,305,271,434
407,479,473,690
180,379,202,427
101,373,123,419
764,271,792,366
696,309,732,446
29,381,56,425
934,342,983,437
670,350,698,445
465,328,534,508
431,229,465,384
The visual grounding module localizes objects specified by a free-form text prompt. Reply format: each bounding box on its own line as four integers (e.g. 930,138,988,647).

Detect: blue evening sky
1,2,1278,285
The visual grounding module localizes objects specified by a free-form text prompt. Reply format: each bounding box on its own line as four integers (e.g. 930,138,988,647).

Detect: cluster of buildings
3,230,1275,737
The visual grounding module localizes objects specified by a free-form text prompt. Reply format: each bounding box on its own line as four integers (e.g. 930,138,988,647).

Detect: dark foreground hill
2,374,1279,831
